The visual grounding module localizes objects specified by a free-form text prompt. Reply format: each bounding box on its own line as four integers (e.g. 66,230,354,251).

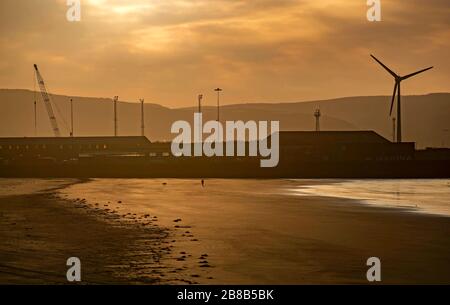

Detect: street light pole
214,88,222,122
197,94,203,147
198,94,203,114
70,98,74,137
113,96,118,136
140,98,145,137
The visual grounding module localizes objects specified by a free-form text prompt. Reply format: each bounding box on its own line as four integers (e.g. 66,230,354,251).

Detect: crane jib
34,64,61,137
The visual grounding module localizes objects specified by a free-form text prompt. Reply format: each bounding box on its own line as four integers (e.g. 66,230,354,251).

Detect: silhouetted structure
392,117,396,142
279,131,414,162
0,131,449,178
34,64,61,137
370,54,433,143
0,136,155,160
70,98,74,137
140,98,145,137
214,88,222,122
113,96,119,136
314,108,321,132
198,94,203,113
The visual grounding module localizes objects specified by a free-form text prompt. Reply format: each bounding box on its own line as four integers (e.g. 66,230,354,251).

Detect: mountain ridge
0,89,448,148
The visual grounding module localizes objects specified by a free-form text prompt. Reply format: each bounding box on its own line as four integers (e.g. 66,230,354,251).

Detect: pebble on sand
199,264,211,268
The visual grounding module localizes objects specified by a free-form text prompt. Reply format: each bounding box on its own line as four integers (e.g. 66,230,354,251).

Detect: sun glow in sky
88,0,156,15
0,0,449,107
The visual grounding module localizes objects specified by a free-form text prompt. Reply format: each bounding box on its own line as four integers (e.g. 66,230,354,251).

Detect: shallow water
0,178,75,197
288,179,450,216
57,178,450,283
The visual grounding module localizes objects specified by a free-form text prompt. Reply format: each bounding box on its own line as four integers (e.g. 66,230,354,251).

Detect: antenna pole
214,88,222,122
140,98,145,137
113,96,118,136
314,108,321,132
198,94,203,114
34,100,37,137
197,94,203,147
70,98,74,137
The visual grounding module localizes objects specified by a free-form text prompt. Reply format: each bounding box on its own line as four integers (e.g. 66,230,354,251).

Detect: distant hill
0,89,449,148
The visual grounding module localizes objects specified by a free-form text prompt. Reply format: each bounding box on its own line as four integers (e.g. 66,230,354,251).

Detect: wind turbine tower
370,54,433,142
392,117,396,142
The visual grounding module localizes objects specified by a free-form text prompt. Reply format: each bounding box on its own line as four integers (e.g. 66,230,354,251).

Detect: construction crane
33,64,61,137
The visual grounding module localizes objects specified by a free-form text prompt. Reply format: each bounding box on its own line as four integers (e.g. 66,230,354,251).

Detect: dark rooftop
278,131,391,144
0,136,151,145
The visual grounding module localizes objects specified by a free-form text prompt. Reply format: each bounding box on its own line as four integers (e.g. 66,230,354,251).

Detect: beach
0,178,449,284
0,179,195,284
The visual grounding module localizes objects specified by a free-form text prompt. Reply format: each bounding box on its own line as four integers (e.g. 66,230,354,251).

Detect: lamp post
214,88,222,122
113,96,118,136
140,98,145,137
70,98,74,137
198,94,203,114
197,94,203,147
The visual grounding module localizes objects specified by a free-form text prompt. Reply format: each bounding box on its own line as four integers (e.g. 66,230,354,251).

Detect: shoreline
287,178,450,218
0,179,195,284
0,178,449,284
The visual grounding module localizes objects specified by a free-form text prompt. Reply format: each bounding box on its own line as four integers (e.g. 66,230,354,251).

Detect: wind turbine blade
401,66,433,80
390,82,398,116
370,54,398,78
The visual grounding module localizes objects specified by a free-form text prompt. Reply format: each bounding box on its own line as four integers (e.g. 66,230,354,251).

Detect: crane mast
33,64,61,137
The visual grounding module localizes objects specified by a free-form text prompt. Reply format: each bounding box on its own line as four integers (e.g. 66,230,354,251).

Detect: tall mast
70,98,74,137
214,88,222,122
140,98,145,137
314,108,321,132
113,96,118,136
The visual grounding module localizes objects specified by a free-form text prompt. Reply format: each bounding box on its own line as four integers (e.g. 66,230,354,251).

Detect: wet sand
0,179,194,284
0,179,449,284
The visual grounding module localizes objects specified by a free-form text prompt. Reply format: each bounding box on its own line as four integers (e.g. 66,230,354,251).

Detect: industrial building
0,131,448,178
279,131,415,162
0,131,415,162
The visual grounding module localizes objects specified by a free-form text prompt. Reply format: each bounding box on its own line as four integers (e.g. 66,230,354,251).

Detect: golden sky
0,0,449,107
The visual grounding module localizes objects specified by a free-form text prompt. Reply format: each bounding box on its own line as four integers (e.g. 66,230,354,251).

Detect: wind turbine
370,54,433,142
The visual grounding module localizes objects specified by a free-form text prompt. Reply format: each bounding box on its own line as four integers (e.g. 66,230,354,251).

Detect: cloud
0,0,448,107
